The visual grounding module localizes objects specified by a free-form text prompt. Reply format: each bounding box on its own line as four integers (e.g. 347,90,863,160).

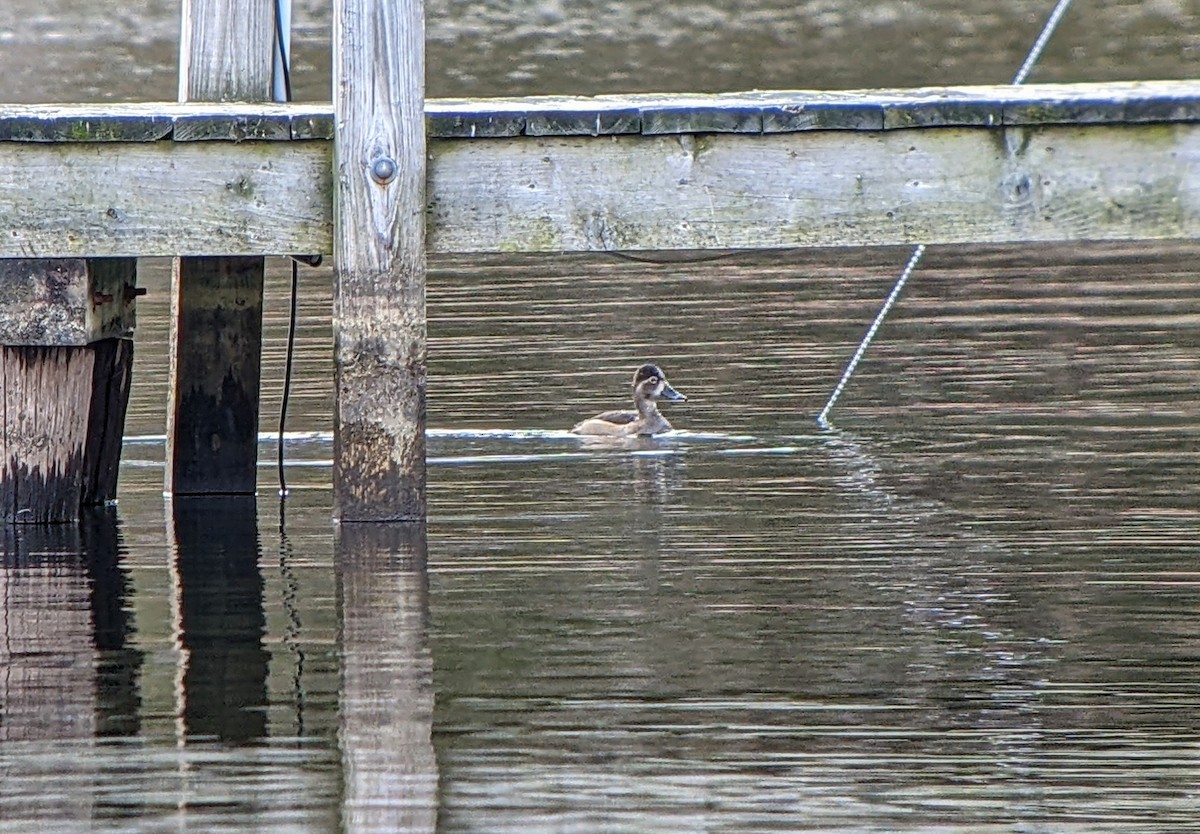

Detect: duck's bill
661,383,687,402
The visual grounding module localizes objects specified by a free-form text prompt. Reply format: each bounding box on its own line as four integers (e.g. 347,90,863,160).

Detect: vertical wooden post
1,258,137,523
81,326,135,508
333,0,428,521
167,0,274,496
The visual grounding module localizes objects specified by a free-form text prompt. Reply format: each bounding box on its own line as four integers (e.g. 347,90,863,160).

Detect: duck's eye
647,377,659,386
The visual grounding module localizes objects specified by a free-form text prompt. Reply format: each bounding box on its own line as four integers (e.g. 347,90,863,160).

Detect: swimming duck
571,363,687,437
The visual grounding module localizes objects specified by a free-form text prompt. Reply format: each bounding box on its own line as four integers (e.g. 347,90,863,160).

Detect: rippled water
4,0,1200,831
8,243,1200,832
1,0,1197,102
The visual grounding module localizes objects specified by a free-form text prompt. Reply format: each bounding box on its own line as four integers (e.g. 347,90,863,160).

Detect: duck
571,363,687,437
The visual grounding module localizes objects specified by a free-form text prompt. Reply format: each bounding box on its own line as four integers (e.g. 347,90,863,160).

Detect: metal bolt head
370,157,397,184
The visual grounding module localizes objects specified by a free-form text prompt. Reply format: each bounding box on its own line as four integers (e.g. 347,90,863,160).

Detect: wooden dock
2,0,1199,523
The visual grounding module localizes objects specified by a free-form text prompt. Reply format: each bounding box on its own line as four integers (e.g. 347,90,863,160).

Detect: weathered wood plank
0,102,334,141
165,256,264,495
0,111,172,142
0,81,1198,142
2,116,1200,258
0,259,135,347
0,259,136,521
0,141,332,258
639,97,764,135
81,337,134,506
333,0,427,522
173,112,292,142
178,0,274,103
524,98,641,137
1,346,93,523
426,123,1200,252
428,99,525,138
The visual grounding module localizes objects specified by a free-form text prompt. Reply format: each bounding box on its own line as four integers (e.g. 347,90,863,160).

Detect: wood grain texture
1,346,93,522
426,123,1200,252
178,0,275,103
165,257,264,495
1,120,1199,257
81,337,134,507
0,141,332,257
0,257,136,346
0,261,135,519
0,260,91,345
0,102,332,141
0,81,1196,143
333,0,427,521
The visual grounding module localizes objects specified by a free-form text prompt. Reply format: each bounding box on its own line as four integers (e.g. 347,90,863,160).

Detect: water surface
3,1,1200,831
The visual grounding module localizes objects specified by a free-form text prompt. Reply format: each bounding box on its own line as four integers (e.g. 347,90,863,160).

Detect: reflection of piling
0,508,139,743
337,522,437,833
170,496,268,743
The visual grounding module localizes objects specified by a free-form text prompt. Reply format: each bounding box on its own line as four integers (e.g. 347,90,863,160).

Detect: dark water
4,1,1200,832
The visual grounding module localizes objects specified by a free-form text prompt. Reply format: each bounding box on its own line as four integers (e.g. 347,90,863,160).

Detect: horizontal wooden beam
428,123,1200,252
0,141,332,257
0,102,334,142
0,82,1198,257
2,81,1199,140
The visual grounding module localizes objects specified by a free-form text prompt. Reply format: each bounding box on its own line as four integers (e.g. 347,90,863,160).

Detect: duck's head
633,363,687,403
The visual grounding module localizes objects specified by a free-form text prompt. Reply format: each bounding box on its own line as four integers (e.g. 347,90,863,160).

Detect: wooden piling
333,0,428,521
167,0,274,496
0,258,137,523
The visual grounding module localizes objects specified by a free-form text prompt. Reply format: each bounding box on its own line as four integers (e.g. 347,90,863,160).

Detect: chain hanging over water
816,0,1077,427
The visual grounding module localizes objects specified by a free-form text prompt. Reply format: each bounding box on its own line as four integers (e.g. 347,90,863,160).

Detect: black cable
273,0,292,102
275,0,296,497
278,258,300,496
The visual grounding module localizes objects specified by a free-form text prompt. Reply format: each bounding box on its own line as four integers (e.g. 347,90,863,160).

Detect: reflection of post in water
81,507,142,736
170,496,268,743
0,508,139,742
0,508,139,826
337,522,437,834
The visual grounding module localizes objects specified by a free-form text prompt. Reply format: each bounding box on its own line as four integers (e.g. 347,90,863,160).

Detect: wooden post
0,259,137,523
333,0,428,521
167,0,274,496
